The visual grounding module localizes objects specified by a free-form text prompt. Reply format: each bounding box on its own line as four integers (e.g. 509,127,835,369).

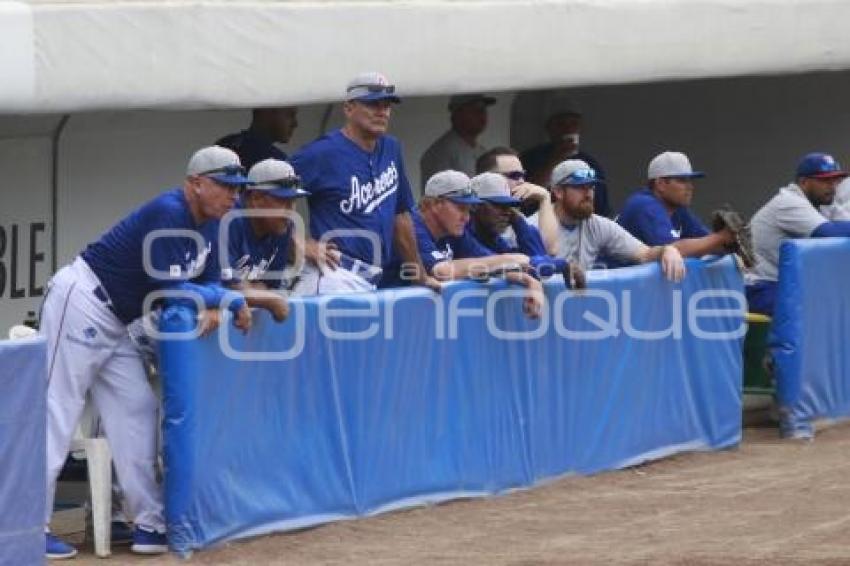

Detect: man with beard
528,159,685,281
748,152,850,316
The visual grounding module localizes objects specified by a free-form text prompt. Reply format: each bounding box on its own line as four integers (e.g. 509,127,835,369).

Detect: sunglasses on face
502,170,527,181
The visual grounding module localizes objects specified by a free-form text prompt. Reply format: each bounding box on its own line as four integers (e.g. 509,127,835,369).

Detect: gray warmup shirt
750,183,827,282
527,213,644,269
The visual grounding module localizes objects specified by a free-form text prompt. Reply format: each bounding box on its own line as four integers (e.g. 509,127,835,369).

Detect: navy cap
247,159,309,199
796,152,848,179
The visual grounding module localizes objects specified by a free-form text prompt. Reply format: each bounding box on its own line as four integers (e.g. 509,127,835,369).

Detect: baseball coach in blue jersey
290,72,439,295
40,146,252,559
221,158,308,321
618,151,737,257
404,170,544,318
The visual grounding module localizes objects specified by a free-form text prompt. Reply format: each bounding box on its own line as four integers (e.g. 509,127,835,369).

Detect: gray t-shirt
750,183,827,282
420,129,485,186
527,212,644,269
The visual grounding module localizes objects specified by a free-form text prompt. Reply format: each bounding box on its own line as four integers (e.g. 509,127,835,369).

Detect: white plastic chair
8,325,112,557
71,404,112,558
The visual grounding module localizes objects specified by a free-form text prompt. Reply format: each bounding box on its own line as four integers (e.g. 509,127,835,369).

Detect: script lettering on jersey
340,162,399,215
180,241,212,279
232,249,278,282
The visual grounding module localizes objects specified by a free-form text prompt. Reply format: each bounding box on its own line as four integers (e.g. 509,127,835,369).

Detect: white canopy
2,0,849,113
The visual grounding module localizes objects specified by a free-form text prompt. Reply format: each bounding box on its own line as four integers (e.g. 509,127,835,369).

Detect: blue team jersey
472,216,547,256
223,213,292,290
81,188,222,324
215,129,288,171
380,210,493,287
290,129,414,269
617,187,709,245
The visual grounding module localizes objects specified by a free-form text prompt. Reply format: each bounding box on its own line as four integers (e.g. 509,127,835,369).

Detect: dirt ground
69,420,850,566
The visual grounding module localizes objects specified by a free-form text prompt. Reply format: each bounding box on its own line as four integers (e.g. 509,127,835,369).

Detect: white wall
512,70,850,220
0,116,58,330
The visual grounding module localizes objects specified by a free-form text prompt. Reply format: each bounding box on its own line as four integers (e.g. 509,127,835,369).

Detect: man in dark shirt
216,107,299,170
521,110,612,218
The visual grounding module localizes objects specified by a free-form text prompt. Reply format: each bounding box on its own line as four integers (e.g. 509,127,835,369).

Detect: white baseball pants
41,257,164,532
291,263,377,295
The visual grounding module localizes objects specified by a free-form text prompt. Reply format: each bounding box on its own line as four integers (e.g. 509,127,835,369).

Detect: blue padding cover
0,336,46,566
161,257,744,553
771,238,850,423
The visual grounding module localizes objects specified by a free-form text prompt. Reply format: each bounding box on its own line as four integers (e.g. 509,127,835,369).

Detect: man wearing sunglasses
290,72,438,294
395,170,543,318
529,159,685,281
617,151,740,259
475,146,556,218
219,158,309,321
420,93,496,184
40,146,254,559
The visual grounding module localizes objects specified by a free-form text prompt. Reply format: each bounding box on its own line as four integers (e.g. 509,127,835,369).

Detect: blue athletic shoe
131,525,168,555
46,532,78,560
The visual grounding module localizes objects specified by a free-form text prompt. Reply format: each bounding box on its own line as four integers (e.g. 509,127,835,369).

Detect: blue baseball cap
424,170,482,205
345,72,401,104
247,159,309,199
796,152,848,179
471,172,521,206
187,146,251,185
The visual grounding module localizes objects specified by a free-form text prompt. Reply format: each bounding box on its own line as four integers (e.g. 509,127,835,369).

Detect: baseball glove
711,205,755,269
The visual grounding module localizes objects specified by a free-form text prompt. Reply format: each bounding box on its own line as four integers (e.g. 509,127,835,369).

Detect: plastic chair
70,403,112,558
8,325,113,557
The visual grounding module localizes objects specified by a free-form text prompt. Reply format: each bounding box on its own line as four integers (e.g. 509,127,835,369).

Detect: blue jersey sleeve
811,220,850,237
621,202,678,245
512,216,547,256
679,208,710,238
290,143,328,196
449,227,495,259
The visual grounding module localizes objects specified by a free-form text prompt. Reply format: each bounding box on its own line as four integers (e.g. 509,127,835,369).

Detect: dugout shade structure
160,257,745,554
